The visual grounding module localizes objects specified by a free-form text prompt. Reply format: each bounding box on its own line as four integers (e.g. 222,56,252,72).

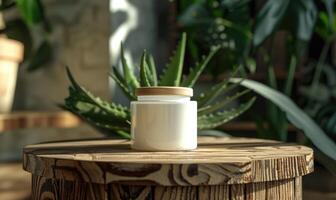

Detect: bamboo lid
0,37,24,62
135,87,193,97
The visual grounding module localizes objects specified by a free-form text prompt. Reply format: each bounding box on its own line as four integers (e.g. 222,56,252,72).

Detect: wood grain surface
0,111,81,132
23,136,313,186
31,175,303,200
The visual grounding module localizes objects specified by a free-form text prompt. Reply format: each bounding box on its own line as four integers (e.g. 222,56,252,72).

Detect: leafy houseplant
64,33,256,138
64,32,336,171
0,0,51,112
0,36,23,112
252,0,318,142
302,8,336,140
250,0,336,172
0,0,52,71
170,0,336,175
177,0,252,75
231,78,336,162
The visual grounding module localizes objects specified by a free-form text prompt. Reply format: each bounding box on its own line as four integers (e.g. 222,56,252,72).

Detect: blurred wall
1,0,174,161
109,0,173,104
0,2,111,199
1,0,111,161
109,0,157,104
13,0,110,110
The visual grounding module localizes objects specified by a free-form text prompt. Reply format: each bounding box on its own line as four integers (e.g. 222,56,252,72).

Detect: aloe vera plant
64,33,255,138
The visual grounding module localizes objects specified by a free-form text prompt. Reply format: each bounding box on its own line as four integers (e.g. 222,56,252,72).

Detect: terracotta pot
0,37,23,113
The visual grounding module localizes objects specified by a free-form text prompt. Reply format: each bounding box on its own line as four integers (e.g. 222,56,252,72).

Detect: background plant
177,0,321,142
252,0,318,141
176,0,336,173
64,33,255,138
0,0,52,71
63,32,336,172
301,5,336,140
177,0,253,75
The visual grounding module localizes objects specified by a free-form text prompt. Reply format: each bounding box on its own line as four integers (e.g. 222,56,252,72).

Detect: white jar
131,87,197,151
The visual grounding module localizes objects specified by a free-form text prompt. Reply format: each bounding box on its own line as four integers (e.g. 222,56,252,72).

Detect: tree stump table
23,136,313,200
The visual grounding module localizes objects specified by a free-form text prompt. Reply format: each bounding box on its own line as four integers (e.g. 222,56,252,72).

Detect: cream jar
131,87,197,151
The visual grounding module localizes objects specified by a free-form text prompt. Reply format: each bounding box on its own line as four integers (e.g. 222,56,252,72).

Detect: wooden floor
0,163,31,200
303,191,336,200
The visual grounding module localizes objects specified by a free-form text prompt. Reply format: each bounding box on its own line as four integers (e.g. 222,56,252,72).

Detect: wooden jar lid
0,37,24,62
135,87,193,97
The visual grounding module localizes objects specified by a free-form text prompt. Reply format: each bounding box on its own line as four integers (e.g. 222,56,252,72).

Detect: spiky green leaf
140,51,153,87
198,130,231,137
159,33,187,86
146,53,158,86
66,70,130,121
195,69,240,107
120,43,140,90
197,97,256,129
65,67,131,138
109,67,136,100
195,80,229,107
196,80,241,108
198,89,251,115
66,66,81,90
182,46,220,87
65,101,130,129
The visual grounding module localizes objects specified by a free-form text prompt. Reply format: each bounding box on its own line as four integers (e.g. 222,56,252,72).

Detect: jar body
131,99,197,151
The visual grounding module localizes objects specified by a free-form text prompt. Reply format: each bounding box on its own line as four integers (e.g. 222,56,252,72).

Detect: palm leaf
120,43,139,90
182,46,220,87
198,97,256,129
159,33,187,86
231,78,336,160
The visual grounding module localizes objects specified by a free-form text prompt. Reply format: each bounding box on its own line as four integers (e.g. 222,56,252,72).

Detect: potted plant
0,36,23,112
0,0,51,112
64,33,336,179
64,33,256,138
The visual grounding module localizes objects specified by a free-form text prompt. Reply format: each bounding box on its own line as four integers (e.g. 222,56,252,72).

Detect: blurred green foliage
0,0,52,71
177,0,253,75
178,0,336,172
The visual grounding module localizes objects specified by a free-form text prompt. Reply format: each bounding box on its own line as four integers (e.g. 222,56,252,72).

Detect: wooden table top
23,136,314,186
0,111,81,132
